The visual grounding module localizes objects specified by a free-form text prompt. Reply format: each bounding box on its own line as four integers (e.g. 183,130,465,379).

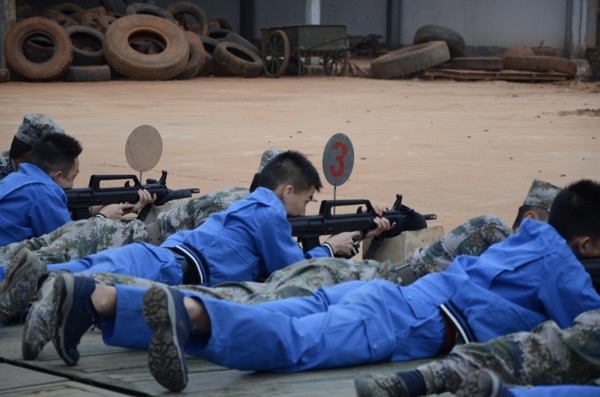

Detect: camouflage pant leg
77,257,390,303
179,257,391,303
420,309,600,393
147,187,249,244
409,214,513,278
0,218,148,265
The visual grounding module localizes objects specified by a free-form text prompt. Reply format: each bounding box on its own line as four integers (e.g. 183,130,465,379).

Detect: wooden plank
0,363,128,396
424,68,569,82
0,322,447,396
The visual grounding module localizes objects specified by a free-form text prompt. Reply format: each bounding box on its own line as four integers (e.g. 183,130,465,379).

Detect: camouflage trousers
82,257,399,302
420,308,600,393
81,214,513,303
0,187,249,267
408,214,512,277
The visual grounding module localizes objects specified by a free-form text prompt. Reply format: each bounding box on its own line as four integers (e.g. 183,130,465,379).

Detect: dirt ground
1,72,599,234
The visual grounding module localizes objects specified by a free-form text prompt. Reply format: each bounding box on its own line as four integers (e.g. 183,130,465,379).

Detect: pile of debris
2,1,264,82
369,24,582,82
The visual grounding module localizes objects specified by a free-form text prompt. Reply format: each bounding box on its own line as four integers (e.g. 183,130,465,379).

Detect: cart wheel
262,29,290,77
324,50,349,76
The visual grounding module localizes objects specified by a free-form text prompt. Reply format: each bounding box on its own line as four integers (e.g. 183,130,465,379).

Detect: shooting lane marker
322,133,354,203
125,125,163,180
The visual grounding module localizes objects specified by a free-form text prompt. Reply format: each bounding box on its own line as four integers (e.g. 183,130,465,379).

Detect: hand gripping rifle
66,170,200,221
289,194,436,258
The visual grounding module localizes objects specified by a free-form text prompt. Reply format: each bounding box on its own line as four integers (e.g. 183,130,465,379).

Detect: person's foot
143,284,192,392
455,369,513,397
0,247,47,323
354,372,411,397
50,272,98,366
22,273,56,360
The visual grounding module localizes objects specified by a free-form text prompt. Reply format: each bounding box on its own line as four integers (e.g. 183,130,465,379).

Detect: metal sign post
322,132,354,208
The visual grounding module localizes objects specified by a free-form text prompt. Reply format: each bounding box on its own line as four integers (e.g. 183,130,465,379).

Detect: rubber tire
175,31,205,79
413,24,465,58
4,17,73,81
126,3,176,24
199,35,233,76
213,41,263,78
42,3,85,16
41,9,79,28
0,68,10,82
21,35,55,63
64,65,111,82
65,25,106,66
95,15,117,33
531,47,559,57
503,56,577,78
224,32,261,57
371,41,451,79
104,14,189,80
166,1,208,36
207,28,231,41
502,46,535,58
452,56,503,71
101,0,127,15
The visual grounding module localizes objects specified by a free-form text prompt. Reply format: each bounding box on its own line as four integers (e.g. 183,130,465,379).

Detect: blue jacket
0,163,71,245
405,218,600,344
161,187,331,284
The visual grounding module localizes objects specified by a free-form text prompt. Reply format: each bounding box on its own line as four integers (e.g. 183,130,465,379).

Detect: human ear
283,185,293,199
49,170,62,183
522,210,537,220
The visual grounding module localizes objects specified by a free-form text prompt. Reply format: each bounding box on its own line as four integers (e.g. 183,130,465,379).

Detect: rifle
289,194,436,258
581,257,600,293
66,170,200,221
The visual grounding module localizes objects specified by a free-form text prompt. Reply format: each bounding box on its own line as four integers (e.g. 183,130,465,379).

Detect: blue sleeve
254,208,312,274
305,244,333,259
539,255,600,328
29,184,71,236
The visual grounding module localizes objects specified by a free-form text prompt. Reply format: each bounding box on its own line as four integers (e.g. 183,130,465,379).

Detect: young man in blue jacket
1,150,391,322
47,179,600,392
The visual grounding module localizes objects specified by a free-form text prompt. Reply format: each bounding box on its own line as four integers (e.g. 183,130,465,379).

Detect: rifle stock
289,194,435,257
66,170,200,221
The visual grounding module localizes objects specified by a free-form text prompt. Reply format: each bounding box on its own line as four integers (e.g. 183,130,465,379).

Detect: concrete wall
4,0,597,58
399,0,567,49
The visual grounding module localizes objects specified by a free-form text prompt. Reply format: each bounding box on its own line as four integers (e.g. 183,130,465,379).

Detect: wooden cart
260,24,350,77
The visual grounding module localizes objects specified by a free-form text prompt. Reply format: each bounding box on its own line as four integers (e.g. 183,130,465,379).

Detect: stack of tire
370,25,459,79
499,46,577,79
2,1,263,83
370,24,577,80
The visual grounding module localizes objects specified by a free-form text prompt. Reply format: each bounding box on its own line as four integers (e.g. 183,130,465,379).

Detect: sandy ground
0,73,599,233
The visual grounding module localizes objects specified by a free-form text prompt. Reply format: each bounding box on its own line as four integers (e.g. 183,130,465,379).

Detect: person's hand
364,216,395,239
324,231,362,257
130,189,157,213
97,203,135,220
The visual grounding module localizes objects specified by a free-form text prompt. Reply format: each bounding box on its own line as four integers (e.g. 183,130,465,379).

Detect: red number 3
329,141,347,177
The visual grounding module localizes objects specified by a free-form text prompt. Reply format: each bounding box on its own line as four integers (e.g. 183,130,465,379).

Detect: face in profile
54,157,80,190
284,186,317,217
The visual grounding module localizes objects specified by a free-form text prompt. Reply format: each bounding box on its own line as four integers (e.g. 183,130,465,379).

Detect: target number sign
322,133,354,186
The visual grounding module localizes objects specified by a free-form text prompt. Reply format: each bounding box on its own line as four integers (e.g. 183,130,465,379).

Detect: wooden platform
424,68,570,82
0,321,444,396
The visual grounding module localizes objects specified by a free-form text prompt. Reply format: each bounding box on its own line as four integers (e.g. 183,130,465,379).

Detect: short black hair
29,133,83,175
257,150,322,193
8,135,32,159
548,179,600,242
